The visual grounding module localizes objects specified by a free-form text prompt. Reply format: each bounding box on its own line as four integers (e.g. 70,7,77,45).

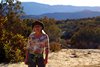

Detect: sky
18,0,100,6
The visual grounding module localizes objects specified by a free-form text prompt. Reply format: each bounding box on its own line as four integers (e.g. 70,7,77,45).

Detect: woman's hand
24,50,29,65
44,58,48,64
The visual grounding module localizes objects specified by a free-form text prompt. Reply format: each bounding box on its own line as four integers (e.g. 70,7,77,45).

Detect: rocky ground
0,49,100,67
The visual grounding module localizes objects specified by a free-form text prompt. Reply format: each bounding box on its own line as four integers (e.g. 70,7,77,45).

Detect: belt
33,53,43,58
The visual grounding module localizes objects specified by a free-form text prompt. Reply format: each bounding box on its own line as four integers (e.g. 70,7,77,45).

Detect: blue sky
0,0,100,6
19,0,100,6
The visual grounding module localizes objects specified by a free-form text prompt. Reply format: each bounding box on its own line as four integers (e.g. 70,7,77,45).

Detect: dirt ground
0,49,100,67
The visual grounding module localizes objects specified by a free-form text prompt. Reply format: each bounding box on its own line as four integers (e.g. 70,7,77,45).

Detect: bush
71,27,100,49
50,42,61,52
2,32,27,63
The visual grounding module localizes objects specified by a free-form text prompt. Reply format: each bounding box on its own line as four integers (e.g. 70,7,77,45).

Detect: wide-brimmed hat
32,21,44,29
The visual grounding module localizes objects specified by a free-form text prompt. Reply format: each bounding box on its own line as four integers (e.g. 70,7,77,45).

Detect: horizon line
21,2,100,7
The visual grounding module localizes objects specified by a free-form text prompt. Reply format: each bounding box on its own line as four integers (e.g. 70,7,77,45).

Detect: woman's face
33,25,42,33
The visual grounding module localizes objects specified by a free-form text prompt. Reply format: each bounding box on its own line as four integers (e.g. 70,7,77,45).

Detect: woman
25,21,49,67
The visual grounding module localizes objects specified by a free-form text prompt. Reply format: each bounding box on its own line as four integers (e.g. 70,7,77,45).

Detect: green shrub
3,33,27,63
71,27,100,48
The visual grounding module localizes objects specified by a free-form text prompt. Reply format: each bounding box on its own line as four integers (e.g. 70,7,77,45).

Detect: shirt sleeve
26,34,32,49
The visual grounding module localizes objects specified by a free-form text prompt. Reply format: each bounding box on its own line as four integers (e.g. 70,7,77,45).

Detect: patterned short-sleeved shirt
27,32,49,54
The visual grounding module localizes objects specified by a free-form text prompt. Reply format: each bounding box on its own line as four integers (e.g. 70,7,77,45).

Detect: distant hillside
21,2,100,15
21,10,100,20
